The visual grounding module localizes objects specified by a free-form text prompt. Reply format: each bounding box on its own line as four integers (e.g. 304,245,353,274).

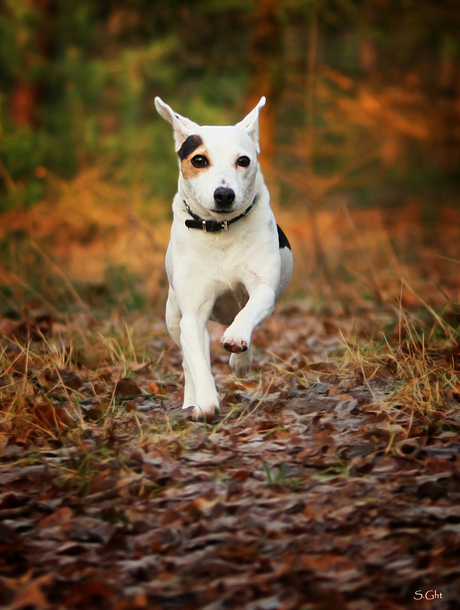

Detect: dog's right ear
235,97,266,153
155,97,200,152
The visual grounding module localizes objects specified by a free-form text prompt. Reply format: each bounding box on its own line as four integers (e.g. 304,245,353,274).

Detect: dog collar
183,199,256,232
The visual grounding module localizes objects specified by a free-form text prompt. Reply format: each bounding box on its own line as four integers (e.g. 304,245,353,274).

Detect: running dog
155,96,293,421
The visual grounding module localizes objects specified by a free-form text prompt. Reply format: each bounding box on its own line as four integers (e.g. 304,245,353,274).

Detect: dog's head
155,97,266,216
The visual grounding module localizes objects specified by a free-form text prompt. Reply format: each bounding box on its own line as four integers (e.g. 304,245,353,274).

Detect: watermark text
414,590,443,600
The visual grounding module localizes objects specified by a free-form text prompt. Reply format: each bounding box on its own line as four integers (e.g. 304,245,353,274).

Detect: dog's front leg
221,283,275,354
178,301,220,421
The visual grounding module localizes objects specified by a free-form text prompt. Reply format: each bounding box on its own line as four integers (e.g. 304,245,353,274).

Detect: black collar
183,198,256,232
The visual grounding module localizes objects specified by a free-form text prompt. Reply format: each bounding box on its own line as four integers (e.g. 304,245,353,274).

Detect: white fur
155,96,293,421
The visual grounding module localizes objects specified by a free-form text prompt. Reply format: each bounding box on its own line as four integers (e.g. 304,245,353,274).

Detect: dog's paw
230,350,253,378
221,336,248,354
192,404,220,423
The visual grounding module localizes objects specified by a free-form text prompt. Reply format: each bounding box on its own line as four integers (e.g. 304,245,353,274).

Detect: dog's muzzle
214,187,235,210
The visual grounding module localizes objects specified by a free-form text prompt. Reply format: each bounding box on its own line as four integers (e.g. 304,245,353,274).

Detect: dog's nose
214,187,235,209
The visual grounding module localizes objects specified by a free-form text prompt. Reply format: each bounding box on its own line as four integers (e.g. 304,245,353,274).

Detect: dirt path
1,305,460,609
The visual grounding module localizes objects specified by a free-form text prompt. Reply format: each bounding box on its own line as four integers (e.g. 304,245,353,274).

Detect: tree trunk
246,0,284,166
8,0,51,128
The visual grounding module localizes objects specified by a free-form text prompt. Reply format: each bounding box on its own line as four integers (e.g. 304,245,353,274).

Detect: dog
155,96,293,421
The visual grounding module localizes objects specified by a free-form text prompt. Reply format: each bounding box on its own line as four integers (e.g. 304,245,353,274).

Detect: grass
262,461,287,486
0,316,171,487
318,458,351,481
337,284,460,420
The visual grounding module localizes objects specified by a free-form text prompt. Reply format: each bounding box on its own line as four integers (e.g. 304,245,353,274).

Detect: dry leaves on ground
1,302,460,610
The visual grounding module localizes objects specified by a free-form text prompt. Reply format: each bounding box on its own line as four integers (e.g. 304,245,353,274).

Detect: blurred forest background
1,0,460,311
4,4,460,605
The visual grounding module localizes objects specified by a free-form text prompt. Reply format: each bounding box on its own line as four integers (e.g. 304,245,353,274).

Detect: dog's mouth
211,208,235,215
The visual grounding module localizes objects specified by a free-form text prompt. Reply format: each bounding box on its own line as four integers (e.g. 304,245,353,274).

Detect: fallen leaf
114,377,143,396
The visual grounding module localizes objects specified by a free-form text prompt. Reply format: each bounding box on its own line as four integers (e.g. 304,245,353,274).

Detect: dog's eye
237,156,250,168
191,155,209,168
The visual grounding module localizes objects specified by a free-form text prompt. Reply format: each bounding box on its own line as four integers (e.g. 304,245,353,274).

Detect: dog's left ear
235,97,266,153
155,97,200,152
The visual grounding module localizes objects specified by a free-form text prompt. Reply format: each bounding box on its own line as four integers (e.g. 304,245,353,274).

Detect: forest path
1,305,459,609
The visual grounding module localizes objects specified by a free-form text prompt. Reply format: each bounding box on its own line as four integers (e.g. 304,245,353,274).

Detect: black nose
214,187,235,209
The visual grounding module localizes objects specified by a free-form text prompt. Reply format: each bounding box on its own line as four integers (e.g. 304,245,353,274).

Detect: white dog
155,96,293,421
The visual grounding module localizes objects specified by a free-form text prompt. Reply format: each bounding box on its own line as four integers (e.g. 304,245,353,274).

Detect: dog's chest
173,220,250,266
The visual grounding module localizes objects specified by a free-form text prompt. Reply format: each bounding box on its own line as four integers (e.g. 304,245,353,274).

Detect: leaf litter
1,299,460,610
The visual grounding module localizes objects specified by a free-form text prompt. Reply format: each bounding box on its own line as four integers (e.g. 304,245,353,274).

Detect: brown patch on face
178,134,203,160
180,145,210,180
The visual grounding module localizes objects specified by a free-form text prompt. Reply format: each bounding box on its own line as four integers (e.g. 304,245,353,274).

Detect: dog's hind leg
229,348,253,378
166,287,196,408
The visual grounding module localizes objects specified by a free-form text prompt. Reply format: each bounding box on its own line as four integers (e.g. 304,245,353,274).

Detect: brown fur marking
181,145,210,180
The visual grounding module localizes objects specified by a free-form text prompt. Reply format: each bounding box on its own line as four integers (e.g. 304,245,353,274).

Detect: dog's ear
235,97,266,153
155,97,200,152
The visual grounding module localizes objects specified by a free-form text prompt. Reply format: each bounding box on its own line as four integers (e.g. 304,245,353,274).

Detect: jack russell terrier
155,96,293,421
